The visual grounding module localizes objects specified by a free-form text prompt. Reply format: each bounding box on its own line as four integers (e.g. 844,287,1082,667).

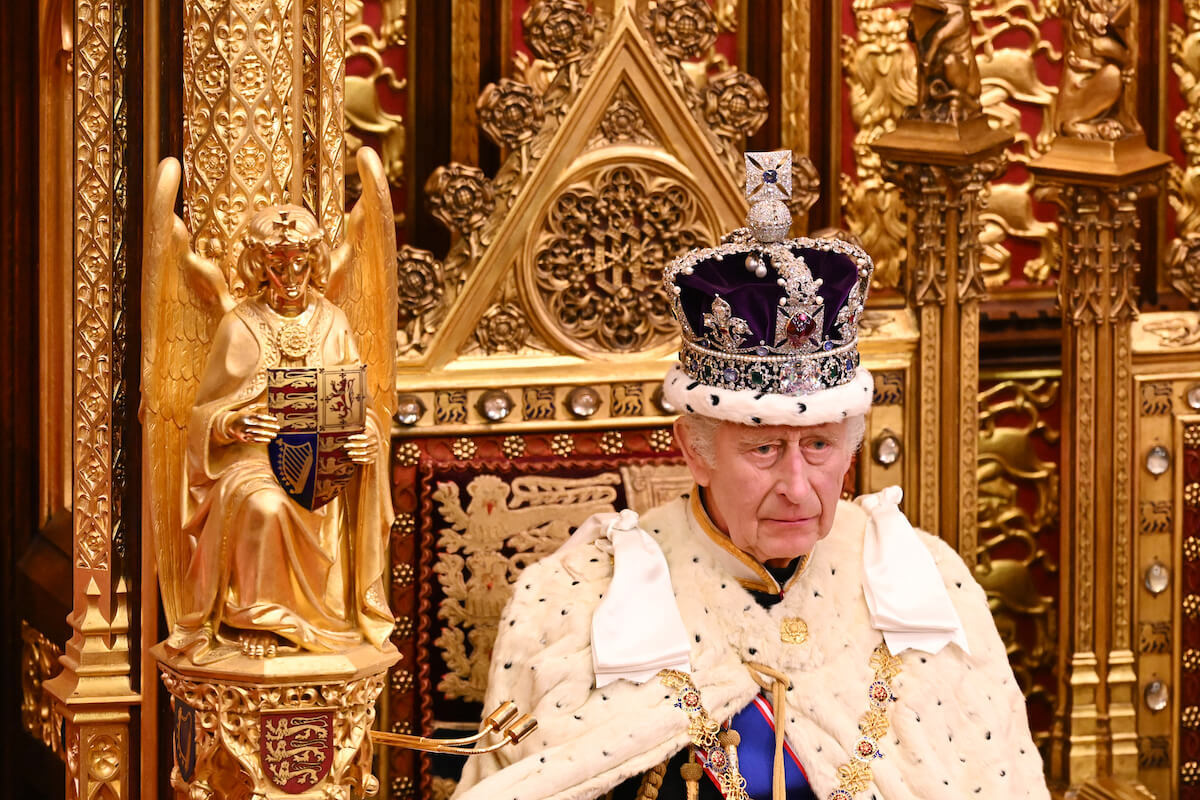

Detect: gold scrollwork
432,475,619,701
841,1,917,290
345,0,407,204
1170,0,1200,302
301,0,347,245
20,622,62,756
976,377,1060,736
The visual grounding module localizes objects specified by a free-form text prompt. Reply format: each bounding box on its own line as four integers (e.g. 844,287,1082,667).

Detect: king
452,153,1050,800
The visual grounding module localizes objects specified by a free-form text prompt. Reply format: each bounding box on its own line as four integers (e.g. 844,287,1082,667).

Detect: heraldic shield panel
268,365,368,511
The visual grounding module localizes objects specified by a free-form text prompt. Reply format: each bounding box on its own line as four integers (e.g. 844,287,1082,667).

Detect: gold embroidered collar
687,487,811,595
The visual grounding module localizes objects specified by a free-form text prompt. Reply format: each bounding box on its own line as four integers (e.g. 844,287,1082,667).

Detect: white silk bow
858,486,970,655
566,509,692,687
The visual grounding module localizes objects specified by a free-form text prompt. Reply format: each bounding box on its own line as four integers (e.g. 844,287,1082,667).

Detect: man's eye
809,440,829,450
754,444,776,455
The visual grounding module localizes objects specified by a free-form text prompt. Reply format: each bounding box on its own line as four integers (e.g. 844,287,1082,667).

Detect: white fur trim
662,362,873,426
452,498,1051,800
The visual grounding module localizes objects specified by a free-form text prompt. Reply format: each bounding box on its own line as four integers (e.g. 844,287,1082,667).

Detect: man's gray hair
677,412,868,467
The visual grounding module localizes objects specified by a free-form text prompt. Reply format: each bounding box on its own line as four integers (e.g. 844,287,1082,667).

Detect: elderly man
453,153,1048,800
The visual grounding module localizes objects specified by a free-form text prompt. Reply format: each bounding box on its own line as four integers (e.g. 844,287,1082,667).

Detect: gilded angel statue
141,148,398,663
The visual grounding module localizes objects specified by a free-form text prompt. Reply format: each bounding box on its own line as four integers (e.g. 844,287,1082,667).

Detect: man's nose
774,448,812,504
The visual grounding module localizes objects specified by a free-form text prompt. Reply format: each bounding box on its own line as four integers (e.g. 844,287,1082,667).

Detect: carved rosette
477,79,545,148
425,164,495,254
475,302,532,354
702,70,769,140
159,657,390,800
588,84,660,149
523,162,719,357
645,0,718,60
396,245,446,356
522,0,594,64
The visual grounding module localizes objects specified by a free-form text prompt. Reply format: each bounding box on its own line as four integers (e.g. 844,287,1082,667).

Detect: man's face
677,419,855,565
263,246,312,307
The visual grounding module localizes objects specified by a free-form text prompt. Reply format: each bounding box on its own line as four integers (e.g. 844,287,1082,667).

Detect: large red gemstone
785,313,816,347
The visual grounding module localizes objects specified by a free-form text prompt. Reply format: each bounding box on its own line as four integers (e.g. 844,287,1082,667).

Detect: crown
663,151,874,403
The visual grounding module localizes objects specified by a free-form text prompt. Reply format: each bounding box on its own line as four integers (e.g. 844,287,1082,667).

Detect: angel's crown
663,151,874,397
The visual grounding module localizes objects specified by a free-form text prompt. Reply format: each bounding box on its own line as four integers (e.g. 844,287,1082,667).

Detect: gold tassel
635,758,669,800
680,749,703,800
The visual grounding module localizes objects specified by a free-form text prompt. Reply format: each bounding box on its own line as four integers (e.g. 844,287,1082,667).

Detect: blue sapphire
823,340,834,351
723,367,738,384
762,169,777,184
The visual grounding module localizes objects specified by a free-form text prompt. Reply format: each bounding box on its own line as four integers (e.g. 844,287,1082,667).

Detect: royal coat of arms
267,365,367,510
260,710,334,793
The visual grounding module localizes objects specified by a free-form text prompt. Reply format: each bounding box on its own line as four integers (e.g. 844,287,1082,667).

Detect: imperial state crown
662,151,876,427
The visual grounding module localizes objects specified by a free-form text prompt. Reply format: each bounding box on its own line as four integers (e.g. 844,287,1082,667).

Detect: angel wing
329,147,399,428
141,157,233,626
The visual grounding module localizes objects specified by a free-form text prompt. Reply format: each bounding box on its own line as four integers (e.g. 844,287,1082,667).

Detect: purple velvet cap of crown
675,246,860,350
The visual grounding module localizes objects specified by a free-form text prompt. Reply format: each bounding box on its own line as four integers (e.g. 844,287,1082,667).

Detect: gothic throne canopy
10,0,1200,799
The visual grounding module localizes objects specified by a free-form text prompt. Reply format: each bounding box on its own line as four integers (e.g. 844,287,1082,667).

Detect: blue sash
698,694,815,800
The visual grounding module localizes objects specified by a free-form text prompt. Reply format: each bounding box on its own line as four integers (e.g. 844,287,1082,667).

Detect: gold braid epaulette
659,670,749,800
827,641,903,799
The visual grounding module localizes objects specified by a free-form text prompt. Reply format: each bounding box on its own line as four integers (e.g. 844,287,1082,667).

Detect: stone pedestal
154,643,399,800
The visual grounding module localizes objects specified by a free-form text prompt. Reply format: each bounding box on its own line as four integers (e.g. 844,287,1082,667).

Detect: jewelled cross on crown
745,151,793,204
744,151,793,243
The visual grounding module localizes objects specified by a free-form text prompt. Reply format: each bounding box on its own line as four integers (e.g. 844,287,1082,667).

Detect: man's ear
673,417,713,487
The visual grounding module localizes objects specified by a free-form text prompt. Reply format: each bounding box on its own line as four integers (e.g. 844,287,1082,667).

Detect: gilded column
1029,0,1169,786
872,0,1010,561
44,0,139,798
182,0,302,275
301,0,346,245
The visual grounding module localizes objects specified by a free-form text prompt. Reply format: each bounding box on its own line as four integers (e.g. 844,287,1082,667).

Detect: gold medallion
781,617,808,645
277,321,314,359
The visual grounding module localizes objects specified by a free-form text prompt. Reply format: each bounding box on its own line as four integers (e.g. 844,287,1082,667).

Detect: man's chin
759,524,820,561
